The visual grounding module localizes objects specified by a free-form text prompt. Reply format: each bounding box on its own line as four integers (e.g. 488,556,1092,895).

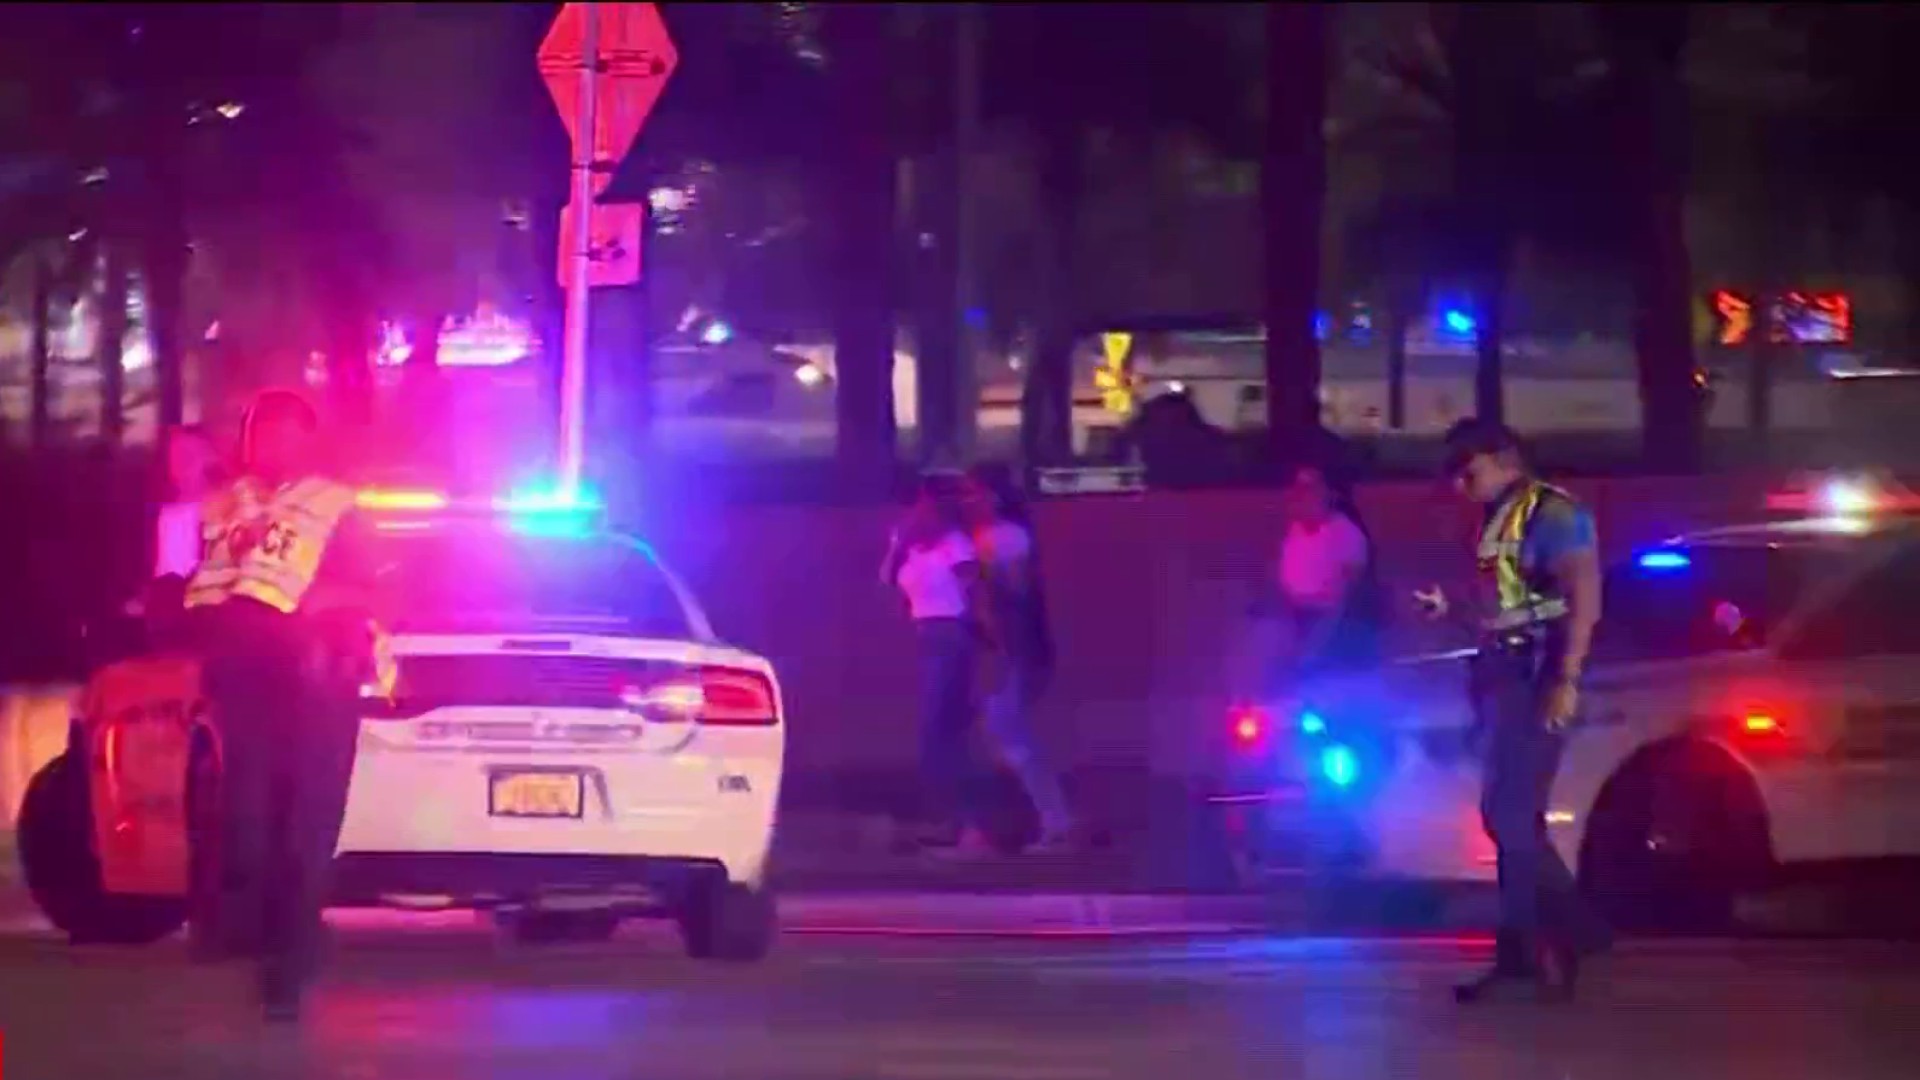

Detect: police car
1216,475,1920,930
18,489,785,959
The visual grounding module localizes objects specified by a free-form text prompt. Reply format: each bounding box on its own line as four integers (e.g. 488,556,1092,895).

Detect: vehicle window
1780,541,1920,660
1594,543,1848,665
373,528,691,638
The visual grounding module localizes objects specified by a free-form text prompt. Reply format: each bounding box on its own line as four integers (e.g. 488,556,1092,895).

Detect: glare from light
357,489,449,512
1821,480,1876,517
495,484,604,516
216,102,246,119
699,320,733,346
1443,310,1477,335
1166,380,1188,395
794,362,826,388
1320,745,1359,787
1742,713,1781,735
1299,711,1327,736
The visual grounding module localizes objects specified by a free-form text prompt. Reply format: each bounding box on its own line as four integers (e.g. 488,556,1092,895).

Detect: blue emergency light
1320,744,1360,788
1636,549,1692,572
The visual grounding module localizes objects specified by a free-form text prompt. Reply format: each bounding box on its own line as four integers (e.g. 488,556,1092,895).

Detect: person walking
182,388,387,1021
961,464,1077,853
1429,419,1612,1004
882,472,995,851
1272,461,1382,681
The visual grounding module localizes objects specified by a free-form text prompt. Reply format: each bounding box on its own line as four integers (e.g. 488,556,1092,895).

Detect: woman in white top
155,424,221,579
961,465,1075,852
1270,462,1381,680
882,474,994,850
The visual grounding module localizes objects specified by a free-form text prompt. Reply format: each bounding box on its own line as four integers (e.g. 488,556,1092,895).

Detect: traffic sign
556,202,644,287
538,3,678,192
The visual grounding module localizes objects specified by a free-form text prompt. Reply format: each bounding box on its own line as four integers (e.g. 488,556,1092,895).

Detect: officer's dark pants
1472,640,1610,968
199,607,359,1003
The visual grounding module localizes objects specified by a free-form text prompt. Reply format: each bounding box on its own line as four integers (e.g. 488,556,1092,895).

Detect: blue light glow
1636,549,1692,571
1320,745,1359,788
699,320,733,346
495,485,604,515
1299,711,1327,736
1443,310,1477,335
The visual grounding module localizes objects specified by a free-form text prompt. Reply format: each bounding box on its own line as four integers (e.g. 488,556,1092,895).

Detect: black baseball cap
1441,418,1524,477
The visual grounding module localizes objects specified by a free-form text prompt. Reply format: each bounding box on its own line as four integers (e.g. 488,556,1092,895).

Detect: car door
1770,535,1920,859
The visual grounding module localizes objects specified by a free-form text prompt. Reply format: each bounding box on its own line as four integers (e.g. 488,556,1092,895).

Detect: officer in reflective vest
1434,419,1612,1004
183,388,383,1022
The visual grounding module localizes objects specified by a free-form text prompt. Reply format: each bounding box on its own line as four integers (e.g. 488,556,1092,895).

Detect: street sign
538,3,679,193
556,202,644,288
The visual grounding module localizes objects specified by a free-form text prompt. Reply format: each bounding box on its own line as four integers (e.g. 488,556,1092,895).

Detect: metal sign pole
559,1,600,495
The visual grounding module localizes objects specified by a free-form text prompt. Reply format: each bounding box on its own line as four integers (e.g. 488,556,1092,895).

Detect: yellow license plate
489,771,585,818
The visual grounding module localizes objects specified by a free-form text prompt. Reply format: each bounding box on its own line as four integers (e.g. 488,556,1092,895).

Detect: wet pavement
4,910,1920,1079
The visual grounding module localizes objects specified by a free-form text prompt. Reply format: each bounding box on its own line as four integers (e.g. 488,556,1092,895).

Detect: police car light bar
1764,473,1920,517
357,489,450,511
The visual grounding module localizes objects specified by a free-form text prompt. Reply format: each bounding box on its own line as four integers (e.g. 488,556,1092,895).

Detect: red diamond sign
538,3,678,190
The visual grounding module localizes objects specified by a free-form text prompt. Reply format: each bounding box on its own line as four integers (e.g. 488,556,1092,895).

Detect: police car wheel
495,909,622,945
17,752,186,946
678,883,775,963
1581,743,1769,934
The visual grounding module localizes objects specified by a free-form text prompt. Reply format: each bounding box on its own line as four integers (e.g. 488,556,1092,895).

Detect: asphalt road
4,910,1920,1080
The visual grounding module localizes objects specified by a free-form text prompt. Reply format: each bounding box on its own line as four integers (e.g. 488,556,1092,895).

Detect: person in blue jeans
882,474,993,850
961,465,1076,854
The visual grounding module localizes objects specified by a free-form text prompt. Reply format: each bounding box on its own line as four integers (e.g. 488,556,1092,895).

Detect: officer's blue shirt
1521,491,1598,579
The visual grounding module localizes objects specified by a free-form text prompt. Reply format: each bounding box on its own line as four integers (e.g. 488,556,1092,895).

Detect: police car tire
678,883,775,962
1581,743,1768,934
17,753,186,946
496,909,621,945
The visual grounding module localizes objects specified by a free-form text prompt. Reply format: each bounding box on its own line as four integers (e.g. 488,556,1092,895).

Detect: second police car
1218,476,1920,929
20,489,785,959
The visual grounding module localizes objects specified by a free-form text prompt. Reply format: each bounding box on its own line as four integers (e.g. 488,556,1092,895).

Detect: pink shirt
1278,512,1369,612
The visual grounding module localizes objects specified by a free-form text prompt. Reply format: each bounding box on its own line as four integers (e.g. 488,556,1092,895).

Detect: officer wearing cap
183,389,387,1022
1429,419,1612,1003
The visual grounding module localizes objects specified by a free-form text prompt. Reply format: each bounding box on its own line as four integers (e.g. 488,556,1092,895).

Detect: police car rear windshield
372,528,689,638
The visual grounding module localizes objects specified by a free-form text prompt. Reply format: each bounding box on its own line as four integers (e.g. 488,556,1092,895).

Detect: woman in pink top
1271,462,1382,680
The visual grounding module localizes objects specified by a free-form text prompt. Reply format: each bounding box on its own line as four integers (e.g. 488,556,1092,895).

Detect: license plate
489,770,585,818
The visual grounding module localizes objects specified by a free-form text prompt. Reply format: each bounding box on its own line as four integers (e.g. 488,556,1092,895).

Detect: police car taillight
1765,472,1920,518
358,488,450,511
1228,704,1270,749
618,667,778,727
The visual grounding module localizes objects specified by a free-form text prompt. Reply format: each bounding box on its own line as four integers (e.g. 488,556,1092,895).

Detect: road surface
3,910,1919,1079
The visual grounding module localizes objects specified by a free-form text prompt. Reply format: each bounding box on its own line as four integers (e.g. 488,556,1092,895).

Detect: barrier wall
0,473,1775,826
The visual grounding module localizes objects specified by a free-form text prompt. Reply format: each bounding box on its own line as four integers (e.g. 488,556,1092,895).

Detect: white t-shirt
154,500,204,579
1278,512,1369,612
894,530,978,621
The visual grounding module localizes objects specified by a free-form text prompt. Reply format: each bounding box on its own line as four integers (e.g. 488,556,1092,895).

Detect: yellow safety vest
1475,479,1574,631
185,476,357,615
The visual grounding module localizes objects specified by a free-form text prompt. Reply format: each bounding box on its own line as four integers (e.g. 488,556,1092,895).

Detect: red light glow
1229,705,1269,747
1742,713,1781,735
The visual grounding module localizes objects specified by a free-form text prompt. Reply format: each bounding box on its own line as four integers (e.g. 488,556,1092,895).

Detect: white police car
331,489,785,956
1218,476,1920,930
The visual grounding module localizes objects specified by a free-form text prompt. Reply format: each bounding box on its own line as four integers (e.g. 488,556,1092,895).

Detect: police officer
1429,419,1612,1004
183,389,385,1022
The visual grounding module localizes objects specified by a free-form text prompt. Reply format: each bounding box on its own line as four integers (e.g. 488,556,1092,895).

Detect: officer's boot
1453,927,1537,1003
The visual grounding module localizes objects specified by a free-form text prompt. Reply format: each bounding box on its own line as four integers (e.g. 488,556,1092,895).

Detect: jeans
915,618,978,830
981,654,1073,836
1472,642,1611,965
201,624,360,1003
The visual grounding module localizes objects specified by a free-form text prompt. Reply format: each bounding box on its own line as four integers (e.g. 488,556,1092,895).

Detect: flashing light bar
1637,549,1692,571
355,484,604,519
357,489,450,512
1764,473,1920,518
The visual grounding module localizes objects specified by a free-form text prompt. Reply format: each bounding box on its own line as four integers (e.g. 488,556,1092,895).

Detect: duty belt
1483,597,1569,632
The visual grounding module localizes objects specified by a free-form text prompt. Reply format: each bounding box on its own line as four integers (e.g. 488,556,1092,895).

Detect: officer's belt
1482,597,1569,632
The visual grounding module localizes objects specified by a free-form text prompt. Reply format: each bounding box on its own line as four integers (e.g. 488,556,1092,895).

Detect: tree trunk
1602,6,1700,471
1261,1,1330,462
1469,260,1506,426
99,246,130,445
1385,285,1413,430
1023,112,1080,467
141,212,189,430
913,145,962,466
29,251,52,447
1444,3,1508,426
824,3,899,488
